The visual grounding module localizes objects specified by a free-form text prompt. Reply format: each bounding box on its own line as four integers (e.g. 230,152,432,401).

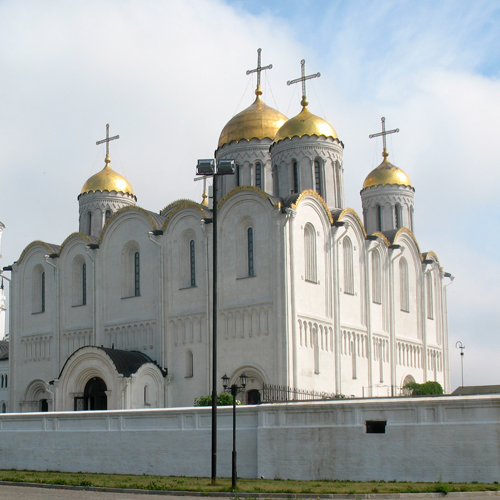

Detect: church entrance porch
54,345,166,411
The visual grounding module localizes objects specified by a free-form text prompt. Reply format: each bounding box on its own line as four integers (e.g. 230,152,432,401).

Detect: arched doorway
83,377,107,410
247,389,261,404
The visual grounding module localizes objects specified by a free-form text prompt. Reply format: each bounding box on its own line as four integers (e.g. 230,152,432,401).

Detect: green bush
194,393,241,406
404,381,443,395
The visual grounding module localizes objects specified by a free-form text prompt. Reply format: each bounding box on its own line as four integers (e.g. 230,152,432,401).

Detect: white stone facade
5,82,450,413
0,395,498,482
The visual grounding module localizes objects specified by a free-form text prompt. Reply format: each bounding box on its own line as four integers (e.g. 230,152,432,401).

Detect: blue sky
1,0,499,389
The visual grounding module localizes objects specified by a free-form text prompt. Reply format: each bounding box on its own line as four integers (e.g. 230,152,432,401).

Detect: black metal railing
261,384,342,403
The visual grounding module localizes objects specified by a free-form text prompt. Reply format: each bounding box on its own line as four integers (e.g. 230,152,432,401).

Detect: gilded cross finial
96,123,120,158
287,59,321,107
369,117,399,158
246,48,273,95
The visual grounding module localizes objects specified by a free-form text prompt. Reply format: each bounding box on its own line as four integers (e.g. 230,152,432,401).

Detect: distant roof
0,340,8,361
452,385,500,396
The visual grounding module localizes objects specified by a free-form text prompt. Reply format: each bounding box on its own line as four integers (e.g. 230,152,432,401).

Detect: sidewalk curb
1,482,500,499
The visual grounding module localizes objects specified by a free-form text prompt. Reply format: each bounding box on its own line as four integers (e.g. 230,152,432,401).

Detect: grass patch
0,470,498,494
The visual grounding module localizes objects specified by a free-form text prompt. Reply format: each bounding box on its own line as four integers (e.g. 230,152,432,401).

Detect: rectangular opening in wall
366,420,386,433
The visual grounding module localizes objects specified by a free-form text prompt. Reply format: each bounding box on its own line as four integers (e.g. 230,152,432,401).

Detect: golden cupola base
361,149,415,235
217,86,288,149
78,154,137,237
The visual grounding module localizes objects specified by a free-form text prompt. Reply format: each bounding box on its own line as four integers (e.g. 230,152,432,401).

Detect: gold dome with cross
80,124,134,196
218,48,288,148
273,59,337,143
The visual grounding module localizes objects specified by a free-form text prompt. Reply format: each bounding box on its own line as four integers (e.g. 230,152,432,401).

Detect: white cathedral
5,55,450,413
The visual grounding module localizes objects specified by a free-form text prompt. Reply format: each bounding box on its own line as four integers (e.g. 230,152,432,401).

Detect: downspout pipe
44,255,60,373
148,231,166,372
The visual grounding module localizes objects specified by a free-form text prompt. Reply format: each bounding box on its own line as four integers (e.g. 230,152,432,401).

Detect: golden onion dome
81,154,134,196
362,149,412,190
273,104,337,143
218,86,288,148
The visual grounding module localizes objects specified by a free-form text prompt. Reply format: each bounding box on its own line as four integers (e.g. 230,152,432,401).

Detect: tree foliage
404,381,443,395
194,393,241,406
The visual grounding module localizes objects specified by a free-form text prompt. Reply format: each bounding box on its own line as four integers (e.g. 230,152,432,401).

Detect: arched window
87,211,92,236
272,165,279,196
144,385,150,406
1,402,6,413
186,350,193,378
372,251,382,304
255,162,262,189
236,164,240,187
314,159,322,196
4,374,7,388
190,240,196,287
134,252,140,296
304,223,317,283
377,205,383,231
426,272,434,319
32,265,45,313
72,257,87,306
105,210,112,222
293,161,299,193
400,258,409,312
122,242,141,298
394,204,402,229
82,263,87,305
248,227,255,277
1,374,3,388
343,237,354,295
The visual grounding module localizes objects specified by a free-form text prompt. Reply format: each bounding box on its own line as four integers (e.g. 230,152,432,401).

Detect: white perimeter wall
0,395,499,483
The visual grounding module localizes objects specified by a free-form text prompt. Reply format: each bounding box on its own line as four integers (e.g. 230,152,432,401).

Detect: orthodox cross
246,48,273,88
287,59,321,103
96,123,120,156
369,117,399,152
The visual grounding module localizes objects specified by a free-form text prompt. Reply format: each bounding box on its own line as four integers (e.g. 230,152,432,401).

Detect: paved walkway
1,483,500,500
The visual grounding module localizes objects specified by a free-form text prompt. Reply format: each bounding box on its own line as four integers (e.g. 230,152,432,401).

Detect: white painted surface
0,395,498,483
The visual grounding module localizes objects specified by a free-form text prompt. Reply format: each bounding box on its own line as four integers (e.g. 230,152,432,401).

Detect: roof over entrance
58,345,166,380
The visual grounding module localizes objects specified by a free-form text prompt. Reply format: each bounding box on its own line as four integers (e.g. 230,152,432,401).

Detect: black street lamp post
196,159,235,485
222,372,248,489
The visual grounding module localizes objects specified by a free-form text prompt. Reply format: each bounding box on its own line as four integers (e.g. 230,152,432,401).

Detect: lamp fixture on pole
455,341,465,388
196,158,235,485
222,372,248,489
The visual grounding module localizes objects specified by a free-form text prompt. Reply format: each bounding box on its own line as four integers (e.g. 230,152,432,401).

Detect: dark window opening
247,389,261,405
82,263,87,305
134,252,140,296
293,161,299,193
190,240,196,287
255,163,262,189
248,227,255,277
39,399,49,412
366,420,386,433
41,271,45,313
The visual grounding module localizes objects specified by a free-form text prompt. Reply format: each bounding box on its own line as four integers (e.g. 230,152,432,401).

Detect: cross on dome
96,123,120,157
246,48,273,95
287,59,321,107
369,117,399,157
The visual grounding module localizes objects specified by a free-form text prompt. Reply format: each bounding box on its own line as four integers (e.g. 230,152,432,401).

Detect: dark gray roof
59,345,166,379
452,385,500,396
0,340,8,361
98,347,162,377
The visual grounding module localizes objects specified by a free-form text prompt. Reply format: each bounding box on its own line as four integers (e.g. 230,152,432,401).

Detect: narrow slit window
314,160,321,196
41,271,45,313
400,258,409,312
293,161,299,193
248,227,255,277
236,164,240,187
82,263,87,306
255,163,262,189
105,210,111,222
343,237,354,295
134,252,140,296
377,205,382,232
190,240,196,287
